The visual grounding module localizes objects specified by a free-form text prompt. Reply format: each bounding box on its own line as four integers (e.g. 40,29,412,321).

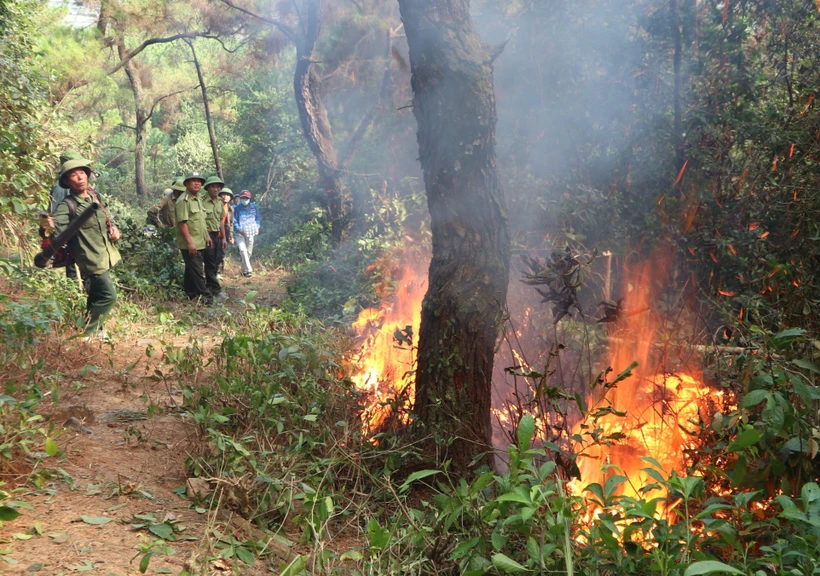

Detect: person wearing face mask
233,190,260,277
217,188,235,278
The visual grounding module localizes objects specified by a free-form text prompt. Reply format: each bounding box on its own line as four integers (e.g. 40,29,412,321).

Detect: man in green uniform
202,175,226,296
53,158,121,339
217,188,234,278
175,172,212,303
147,177,185,228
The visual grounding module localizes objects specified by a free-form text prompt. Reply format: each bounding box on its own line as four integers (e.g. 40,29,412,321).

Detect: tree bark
398,0,511,473
187,39,223,179
671,0,685,171
293,0,344,246
117,38,148,197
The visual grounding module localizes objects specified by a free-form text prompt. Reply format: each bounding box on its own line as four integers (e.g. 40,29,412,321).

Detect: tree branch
146,85,200,122
216,0,297,43
107,32,212,78
340,29,392,168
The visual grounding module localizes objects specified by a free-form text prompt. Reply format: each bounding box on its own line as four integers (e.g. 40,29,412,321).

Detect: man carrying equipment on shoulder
203,175,226,297
175,172,213,304
42,149,89,283
147,177,185,228
53,157,121,341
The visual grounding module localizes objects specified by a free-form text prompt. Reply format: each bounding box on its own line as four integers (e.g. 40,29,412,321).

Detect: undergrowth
161,297,820,575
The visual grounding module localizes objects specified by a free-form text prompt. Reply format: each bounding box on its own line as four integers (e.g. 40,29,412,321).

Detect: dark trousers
65,253,77,280
180,249,211,302
85,270,117,334
204,231,222,294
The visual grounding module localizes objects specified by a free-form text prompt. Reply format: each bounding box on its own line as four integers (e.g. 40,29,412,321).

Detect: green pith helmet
183,171,206,185
58,159,93,188
171,177,186,193
59,149,85,165
219,187,234,198
204,175,225,188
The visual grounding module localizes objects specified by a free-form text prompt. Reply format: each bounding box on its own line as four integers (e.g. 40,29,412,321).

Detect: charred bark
293,0,344,245
398,0,510,472
187,39,223,179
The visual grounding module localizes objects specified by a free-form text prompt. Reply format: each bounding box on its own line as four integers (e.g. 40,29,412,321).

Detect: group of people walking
43,151,262,341
148,172,261,304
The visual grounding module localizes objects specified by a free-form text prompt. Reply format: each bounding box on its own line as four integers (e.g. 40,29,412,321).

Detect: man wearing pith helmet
202,175,226,297
175,172,213,303
147,177,185,228
53,157,121,341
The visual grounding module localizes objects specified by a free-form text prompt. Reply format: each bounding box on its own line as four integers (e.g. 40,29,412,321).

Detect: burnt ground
0,261,289,575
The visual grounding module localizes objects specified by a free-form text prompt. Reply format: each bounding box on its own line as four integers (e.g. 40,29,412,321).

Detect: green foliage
700,325,820,497
104,198,183,298
174,308,363,536
0,0,69,251
278,179,427,322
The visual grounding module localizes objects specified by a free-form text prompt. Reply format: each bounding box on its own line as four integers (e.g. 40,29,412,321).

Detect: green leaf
517,414,535,452
450,538,479,561
793,359,820,374
139,553,152,573
235,546,254,565
79,515,112,525
44,438,58,457
611,361,639,386
782,437,810,455
147,523,174,540
0,506,20,521
792,379,820,404
279,554,306,576
496,492,532,505
604,475,627,498
770,328,807,349
339,550,363,561
727,428,761,452
366,519,389,551
400,469,440,491
683,560,744,575
491,553,530,573
741,389,768,408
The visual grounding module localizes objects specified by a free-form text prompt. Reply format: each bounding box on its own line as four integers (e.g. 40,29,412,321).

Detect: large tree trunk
293,0,344,246
187,39,223,179
670,0,685,171
398,0,510,472
117,38,148,197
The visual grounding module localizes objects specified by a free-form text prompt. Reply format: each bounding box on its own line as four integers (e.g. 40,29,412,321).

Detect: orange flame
571,261,711,502
350,254,429,432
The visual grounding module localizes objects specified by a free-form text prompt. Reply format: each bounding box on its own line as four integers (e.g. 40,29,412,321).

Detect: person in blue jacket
233,190,261,277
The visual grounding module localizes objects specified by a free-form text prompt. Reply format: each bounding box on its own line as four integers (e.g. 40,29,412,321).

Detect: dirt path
0,267,288,575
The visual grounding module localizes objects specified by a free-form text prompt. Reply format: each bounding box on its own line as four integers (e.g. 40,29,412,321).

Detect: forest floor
0,260,288,576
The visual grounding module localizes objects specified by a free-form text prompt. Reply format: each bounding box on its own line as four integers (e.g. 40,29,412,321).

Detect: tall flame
350,254,428,432
351,251,712,504
571,261,711,500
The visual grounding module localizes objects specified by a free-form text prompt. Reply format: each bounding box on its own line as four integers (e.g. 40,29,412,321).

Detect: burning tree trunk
398,0,510,472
